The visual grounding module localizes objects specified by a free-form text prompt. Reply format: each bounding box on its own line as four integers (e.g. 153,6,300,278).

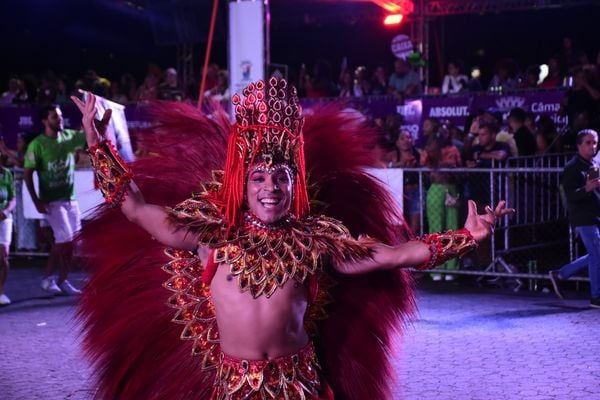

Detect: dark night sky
1,1,599,89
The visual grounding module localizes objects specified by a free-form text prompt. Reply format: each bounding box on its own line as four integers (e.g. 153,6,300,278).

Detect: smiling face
246,164,294,224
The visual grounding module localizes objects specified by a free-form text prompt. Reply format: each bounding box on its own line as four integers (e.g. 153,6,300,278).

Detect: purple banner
0,90,567,150
396,90,567,144
471,90,567,129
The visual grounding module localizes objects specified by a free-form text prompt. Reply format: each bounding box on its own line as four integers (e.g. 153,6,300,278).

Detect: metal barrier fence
9,156,591,292
400,155,590,291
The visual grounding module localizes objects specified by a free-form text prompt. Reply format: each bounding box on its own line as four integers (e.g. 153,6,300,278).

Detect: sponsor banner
396,99,422,142
0,90,568,148
472,90,567,129
229,1,264,105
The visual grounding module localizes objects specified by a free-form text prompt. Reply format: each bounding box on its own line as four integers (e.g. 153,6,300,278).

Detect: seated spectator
0,78,28,105
488,58,519,92
442,60,468,94
521,65,541,88
388,58,421,100
370,65,388,95
158,68,184,101
353,66,371,97
540,56,563,88
467,120,510,168
508,107,537,156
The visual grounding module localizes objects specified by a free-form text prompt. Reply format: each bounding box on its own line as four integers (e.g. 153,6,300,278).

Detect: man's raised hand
70,92,112,147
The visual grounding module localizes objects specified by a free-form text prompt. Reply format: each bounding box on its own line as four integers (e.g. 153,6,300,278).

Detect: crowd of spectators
2,38,599,109
296,37,600,101
0,63,230,107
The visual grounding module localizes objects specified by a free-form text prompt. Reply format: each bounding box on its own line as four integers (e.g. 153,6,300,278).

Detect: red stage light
384,14,404,25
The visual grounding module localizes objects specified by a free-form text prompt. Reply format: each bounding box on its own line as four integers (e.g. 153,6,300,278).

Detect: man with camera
550,129,600,308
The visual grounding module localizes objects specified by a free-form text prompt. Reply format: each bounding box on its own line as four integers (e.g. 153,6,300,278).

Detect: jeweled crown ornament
215,77,309,227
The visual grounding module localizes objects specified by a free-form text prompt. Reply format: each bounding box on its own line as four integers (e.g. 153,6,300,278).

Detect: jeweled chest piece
244,211,294,233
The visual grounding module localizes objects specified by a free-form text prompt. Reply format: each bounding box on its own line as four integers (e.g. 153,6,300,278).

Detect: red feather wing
303,105,415,400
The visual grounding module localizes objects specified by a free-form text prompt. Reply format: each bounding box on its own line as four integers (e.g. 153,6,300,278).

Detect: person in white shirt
442,60,469,94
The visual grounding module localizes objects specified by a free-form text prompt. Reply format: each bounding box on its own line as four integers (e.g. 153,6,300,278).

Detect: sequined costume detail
416,228,478,270
87,140,133,207
169,192,372,299
162,248,222,366
213,342,324,400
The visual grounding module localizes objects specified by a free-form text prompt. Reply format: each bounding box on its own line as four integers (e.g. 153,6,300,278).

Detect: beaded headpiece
216,77,309,227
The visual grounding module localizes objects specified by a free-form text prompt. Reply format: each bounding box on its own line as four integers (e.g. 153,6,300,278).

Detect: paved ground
1,261,598,400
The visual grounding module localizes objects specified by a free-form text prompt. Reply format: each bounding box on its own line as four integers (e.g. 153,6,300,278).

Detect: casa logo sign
391,34,413,59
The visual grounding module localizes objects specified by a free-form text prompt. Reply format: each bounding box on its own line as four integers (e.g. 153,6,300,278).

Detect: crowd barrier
392,154,590,291
7,156,591,293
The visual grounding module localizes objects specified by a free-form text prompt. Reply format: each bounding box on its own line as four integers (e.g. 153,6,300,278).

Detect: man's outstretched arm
334,200,514,274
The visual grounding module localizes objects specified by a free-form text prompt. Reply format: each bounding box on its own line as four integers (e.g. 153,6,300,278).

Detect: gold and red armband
416,228,478,270
88,140,133,207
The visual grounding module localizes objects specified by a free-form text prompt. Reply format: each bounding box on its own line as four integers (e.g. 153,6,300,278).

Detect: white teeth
260,199,280,204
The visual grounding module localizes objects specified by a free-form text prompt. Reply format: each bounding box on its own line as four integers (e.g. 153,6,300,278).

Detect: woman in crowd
442,60,468,94
421,124,463,281
388,130,423,235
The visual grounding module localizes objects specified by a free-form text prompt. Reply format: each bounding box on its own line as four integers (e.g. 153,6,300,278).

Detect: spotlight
384,14,404,25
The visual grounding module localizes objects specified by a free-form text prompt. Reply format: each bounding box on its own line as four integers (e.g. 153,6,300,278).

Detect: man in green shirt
24,104,86,295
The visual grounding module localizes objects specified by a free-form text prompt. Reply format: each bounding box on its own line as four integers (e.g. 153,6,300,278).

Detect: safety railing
397,162,588,291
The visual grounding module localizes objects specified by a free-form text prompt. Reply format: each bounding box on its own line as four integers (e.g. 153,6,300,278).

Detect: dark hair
479,119,499,134
508,107,526,123
39,104,59,121
576,129,598,145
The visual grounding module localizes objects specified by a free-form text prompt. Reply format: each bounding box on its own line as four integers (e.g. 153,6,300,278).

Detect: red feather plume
77,101,415,400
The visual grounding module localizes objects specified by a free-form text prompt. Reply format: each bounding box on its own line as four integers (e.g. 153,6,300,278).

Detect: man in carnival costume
71,78,512,400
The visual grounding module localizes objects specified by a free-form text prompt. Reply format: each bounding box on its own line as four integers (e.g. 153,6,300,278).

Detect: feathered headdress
214,77,309,227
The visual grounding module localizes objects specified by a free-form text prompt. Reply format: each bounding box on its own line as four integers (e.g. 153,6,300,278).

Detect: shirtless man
72,79,513,399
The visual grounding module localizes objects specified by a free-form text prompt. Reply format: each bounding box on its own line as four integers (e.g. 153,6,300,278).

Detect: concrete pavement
1,262,598,400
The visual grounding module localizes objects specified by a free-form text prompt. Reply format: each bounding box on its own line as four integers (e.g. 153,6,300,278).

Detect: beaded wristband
88,140,133,208
416,228,478,270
